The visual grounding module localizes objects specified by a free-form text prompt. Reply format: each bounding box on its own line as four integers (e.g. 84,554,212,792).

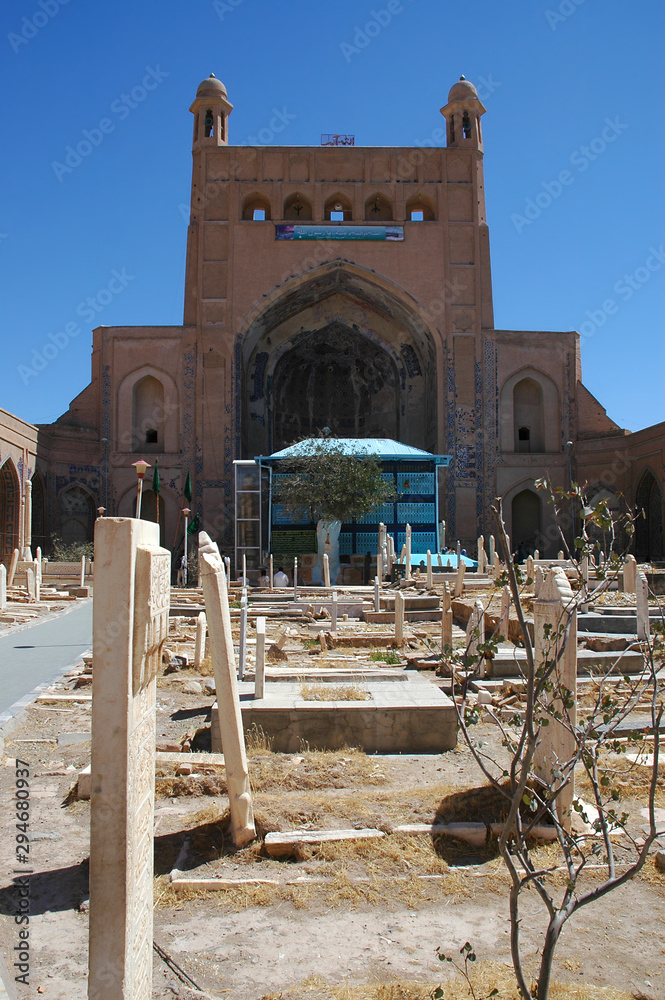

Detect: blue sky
0,0,663,431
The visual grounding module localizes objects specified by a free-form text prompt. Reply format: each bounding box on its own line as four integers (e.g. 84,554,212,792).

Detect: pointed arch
116,365,179,454
283,192,313,221
0,458,20,562
30,470,46,552
241,192,272,221
364,193,393,221
58,485,95,546
324,192,353,221
500,368,560,453
634,468,663,561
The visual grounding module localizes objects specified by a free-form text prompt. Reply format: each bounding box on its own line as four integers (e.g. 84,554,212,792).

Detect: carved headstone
453,560,466,598
198,532,255,847
8,548,19,587
477,535,486,575
636,571,650,641
0,564,6,611
426,549,433,589
622,554,637,594
466,599,485,676
394,590,405,645
88,517,170,1000
405,524,412,581
533,568,577,831
255,616,266,699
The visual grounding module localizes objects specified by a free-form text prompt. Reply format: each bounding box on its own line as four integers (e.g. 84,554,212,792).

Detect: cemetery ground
0,587,664,999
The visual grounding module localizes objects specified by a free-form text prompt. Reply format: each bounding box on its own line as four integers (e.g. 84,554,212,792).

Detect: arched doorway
0,460,20,562
31,473,46,552
511,489,541,559
513,378,545,452
635,470,663,561
59,486,95,546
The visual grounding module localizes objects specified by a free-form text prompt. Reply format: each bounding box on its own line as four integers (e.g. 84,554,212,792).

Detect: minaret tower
440,75,486,151
189,73,233,147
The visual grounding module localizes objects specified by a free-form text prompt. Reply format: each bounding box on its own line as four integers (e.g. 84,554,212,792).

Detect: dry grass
574,744,665,808
246,968,636,1000
300,683,371,701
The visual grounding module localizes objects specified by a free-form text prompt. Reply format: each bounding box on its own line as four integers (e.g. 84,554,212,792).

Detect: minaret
440,76,486,151
189,73,233,147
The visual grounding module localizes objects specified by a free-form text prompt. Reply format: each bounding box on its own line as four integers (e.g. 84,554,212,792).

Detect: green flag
184,471,192,503
187,513,200,535
152,459,160,496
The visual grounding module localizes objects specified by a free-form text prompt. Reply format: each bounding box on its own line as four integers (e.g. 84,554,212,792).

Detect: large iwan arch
237,261,441,457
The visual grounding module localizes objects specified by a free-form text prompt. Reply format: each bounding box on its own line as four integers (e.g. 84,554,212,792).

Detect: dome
447,76,478,103
195,73,228,100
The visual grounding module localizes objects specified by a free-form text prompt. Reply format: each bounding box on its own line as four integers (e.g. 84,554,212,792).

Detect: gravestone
323,552,331,588
525,554,535,584
622,554,637,594
533,567,577,831
374,575,380,613
269,554,274,589
636,571,650,641
8,548,19,587
255,616,266,699
405,524,412,581
453,560,466,598
488,535,495,567
394,590,405,645
466,600,485,676
441,583,453,651
198,532,256,846
477,535,486,574
0,564,6,611
534,566,544,598
194,612,206,668
88,517,170,1000
25,567,36,601
80,554,86,588
426,550,433,589
498,585,511,638
32,559,40,601
238,589,248,680
293,557,298,600
330,590,338,632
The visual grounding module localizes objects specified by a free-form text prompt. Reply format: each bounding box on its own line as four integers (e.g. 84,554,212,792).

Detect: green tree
272,437,395,524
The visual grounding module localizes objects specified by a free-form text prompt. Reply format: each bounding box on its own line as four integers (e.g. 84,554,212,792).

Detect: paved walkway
0,600,92,727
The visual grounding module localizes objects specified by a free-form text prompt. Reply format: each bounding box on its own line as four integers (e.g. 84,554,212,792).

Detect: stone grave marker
331,590,338,632
622,554,637,594
636,571,650,641
498,585,511,638
323,552,331,588
466,600,485,676
374,575,380,612
453,560,466,598
533,567,577,831
88,517,170,1000
238,588,248,680
80,554,86,588
488,535,495,567
33,559,40,601
426,549,433,588
25,566,36,601
255,616,266,699
477,535,486,574
0,564,6,611
194,611,206,668
394,590,405,645
198,532,256,846
8,548,19,587
405,524,412,580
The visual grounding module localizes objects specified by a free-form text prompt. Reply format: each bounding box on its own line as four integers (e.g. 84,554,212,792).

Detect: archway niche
132,375,165,453
31,472,46,552
59,486,95,546
0,460,20,562
513,378,544,452
283,193,313,220
364,194,393,221
511,489,542,559
635,470,663,561
271,324,400,448
240,263,439,457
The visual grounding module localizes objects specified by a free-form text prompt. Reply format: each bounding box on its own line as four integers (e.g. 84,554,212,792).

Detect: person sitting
273,566,289,587
257,567,270,587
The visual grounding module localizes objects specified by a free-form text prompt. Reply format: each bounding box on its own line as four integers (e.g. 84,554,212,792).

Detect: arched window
511,489,541,559
364,194,393,221
406,195,435,222
59,487,95,546
462,110,472,139
283,192,313,220
324,193,352,222
0,460,20,561
204,108,215,138
132,375,165,454
513,378,544,452
242,194,271,221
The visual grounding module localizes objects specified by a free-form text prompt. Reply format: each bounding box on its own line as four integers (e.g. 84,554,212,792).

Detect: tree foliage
271,437,395,524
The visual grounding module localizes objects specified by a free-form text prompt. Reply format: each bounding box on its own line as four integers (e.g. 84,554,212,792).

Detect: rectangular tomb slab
211,674,457,754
